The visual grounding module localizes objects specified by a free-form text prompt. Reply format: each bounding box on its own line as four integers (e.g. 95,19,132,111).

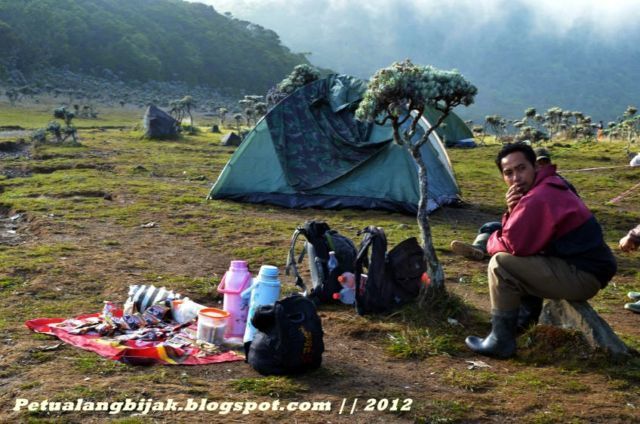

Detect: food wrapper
122,313,146,331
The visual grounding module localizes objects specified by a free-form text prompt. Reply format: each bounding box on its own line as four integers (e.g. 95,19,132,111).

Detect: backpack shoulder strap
355,227,377,293
324,232,336,252
285,228,308,293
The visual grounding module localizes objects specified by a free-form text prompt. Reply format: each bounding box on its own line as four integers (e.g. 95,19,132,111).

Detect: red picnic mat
26,312,244,366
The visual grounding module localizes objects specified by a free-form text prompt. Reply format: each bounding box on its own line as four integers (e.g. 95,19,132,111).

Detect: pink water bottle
217,260,252,339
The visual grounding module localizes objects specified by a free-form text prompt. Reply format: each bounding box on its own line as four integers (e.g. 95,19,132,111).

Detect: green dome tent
208,74,461,214
422,107,476,148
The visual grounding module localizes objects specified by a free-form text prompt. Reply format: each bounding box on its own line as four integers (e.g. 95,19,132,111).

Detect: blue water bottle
241,265,281,345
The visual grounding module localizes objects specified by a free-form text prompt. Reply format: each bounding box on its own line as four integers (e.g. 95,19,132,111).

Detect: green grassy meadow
0,103,639,423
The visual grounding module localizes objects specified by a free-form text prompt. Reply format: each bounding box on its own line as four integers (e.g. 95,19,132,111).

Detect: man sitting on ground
465,142,616,358
452,148,578,333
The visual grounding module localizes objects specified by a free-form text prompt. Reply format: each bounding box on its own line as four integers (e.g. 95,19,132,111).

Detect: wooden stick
562,165,633,173
608,181,640,204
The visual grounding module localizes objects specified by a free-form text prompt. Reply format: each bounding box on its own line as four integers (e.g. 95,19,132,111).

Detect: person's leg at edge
450,222,502,261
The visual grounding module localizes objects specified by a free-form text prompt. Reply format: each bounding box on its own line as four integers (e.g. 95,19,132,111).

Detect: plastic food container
196,308,230,345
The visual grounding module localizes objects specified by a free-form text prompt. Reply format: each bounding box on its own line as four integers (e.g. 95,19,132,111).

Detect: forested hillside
0,0,309,93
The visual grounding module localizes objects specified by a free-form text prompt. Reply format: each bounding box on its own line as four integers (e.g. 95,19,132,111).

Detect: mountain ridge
0,0,309,95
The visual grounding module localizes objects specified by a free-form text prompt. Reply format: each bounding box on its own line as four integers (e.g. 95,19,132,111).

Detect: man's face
500,151,536,193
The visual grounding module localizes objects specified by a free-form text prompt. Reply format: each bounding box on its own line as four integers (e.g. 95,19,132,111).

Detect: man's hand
506,184,524,213
619,235,639,252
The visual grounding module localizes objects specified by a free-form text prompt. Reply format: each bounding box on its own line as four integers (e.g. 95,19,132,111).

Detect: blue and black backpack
285,221,357,304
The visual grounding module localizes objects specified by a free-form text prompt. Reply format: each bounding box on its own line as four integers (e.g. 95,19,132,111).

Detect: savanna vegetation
0,100,638,422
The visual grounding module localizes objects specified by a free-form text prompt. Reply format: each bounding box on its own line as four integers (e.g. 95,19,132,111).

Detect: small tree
5,88,19,106
622,106,639,143
355,60,477,297
277,64,320,95
484,115,507,141
233,113,244,131
218,107,228,126
254,102,268,120
169,99,183,123
46,121,63,142
54,107,74,127
244,108,254,126
239,99,254,125
238,95,265,126
542,107,564,141
267,64,320,109
180,95,196,128
49,107,78,143
472,125,485,145
265,86,288,110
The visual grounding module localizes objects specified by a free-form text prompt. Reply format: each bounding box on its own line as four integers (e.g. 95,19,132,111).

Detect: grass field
0,102,639,423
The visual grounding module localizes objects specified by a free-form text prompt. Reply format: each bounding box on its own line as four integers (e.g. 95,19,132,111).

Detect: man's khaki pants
488,252,601,312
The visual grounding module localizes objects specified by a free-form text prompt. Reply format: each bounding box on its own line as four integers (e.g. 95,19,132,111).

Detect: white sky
188,0,640,75
194,0,640,37
185,0,640,121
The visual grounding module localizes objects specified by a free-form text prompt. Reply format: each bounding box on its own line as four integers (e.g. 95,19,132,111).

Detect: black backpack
285,221,357,303
355,226,426,315
247,294,324,375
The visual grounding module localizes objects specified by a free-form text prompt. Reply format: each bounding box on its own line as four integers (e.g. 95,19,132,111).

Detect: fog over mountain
194,0,640,123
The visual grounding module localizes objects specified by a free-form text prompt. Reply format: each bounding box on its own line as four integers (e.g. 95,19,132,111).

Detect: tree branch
375,115,390,126
405,107,424,142
415,104,452,149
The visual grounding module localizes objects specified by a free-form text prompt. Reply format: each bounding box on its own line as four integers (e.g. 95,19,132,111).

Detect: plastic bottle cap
259,265,278,276
230,260,249,271
332,293,341,300
255,265,280,286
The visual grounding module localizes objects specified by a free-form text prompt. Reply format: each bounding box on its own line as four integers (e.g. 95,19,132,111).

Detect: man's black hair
495,142,537,172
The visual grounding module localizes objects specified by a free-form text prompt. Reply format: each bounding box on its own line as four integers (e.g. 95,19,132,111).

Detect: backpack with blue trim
285,221,357,304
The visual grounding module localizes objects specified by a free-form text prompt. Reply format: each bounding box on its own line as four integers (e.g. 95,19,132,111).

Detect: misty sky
190,0,640,78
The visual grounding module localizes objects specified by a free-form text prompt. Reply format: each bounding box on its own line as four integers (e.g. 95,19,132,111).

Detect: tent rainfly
208,74,464,214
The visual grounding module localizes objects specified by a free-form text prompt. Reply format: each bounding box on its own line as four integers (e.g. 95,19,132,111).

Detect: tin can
102,301,117,325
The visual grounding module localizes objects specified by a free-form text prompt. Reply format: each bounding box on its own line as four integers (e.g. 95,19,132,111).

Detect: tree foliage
233,113,244,131
0,0,310,94
238,94,266,125
355,60,477,297
276,64,320,95
267,64,320,108
607,105,640,145
170,95,196,130
484,115,507,140
33,106,78,144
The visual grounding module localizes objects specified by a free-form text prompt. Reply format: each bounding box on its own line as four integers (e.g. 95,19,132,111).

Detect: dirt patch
0,140,30,160
0,210,27,245
32,150,116,160
30,163,114,174
1,163,115,179
0,168,32,178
